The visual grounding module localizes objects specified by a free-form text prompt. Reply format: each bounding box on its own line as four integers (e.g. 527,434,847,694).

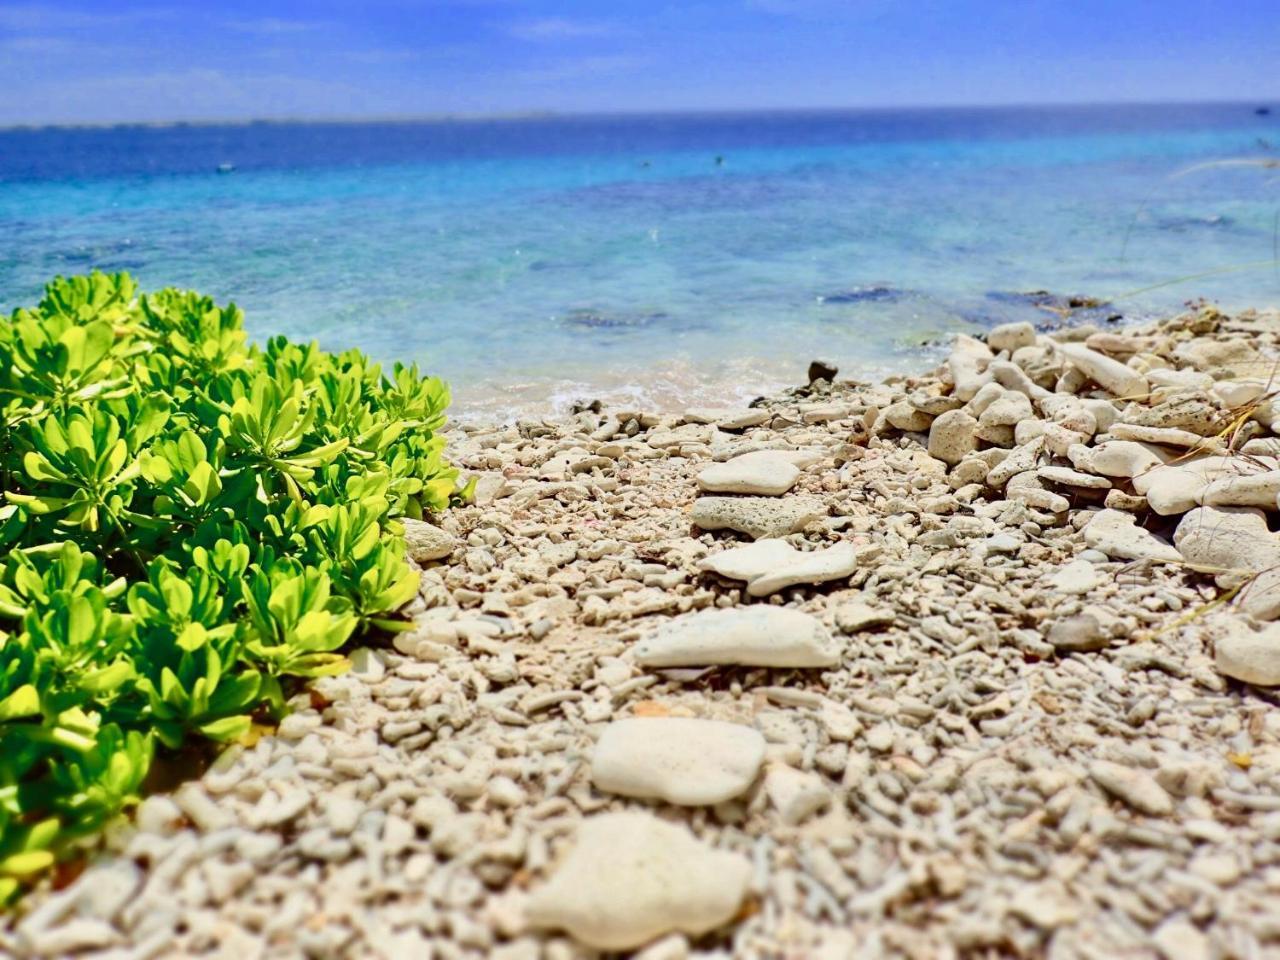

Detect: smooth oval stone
591,717,766,805
634,606,839,668
697,450,801,496
525,812,752,950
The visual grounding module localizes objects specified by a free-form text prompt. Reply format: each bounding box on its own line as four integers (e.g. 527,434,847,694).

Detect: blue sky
1,1,1277,124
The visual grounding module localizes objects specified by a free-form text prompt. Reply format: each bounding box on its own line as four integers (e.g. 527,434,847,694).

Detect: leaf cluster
0,272,465,902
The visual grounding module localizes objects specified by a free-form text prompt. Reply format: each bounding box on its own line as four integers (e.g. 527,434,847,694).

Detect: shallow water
2,104,1278,418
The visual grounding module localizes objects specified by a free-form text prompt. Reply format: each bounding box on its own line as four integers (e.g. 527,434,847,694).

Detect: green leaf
0,684,41,721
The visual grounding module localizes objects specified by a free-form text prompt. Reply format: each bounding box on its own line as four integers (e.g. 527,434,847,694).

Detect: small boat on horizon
216,162,236,174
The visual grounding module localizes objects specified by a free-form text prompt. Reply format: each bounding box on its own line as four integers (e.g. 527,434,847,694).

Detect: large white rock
697,451,802,496
591,717,766,805
526,812,752,950
1124,395,1221,436
978,391,1034,429
927,410,979,466
1200,469,1280,508
1211,378,1268,408
1174,506,1280,579
698,538,859,597
990,359,1051,401
1241,568,1280,621
988,321,1036,353
691,495,824,539
1215,621,1280,685
401,519,457,562
1083,509,1180,562
947,335,995,402
634,605,840,668
1109,423,1224,451
1054,342,1149,398
1132,457,1263,516
1085,440,1168,478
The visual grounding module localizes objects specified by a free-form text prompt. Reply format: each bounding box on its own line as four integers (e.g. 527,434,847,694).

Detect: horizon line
1,95,1275,134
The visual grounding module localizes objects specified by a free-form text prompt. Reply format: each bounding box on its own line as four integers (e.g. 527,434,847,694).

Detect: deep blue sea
1,104,1278,416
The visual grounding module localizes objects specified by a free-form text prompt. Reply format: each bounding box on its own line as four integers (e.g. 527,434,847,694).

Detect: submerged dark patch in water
970,290,1124,328
561,308,672,331
817,284,905,304
1153,213,1234,232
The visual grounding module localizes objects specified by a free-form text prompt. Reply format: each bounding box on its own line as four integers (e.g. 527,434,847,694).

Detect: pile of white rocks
879,307,1280,684
5,303,1280,960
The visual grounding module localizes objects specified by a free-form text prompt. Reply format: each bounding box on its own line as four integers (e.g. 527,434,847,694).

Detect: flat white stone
1109,423,1224,452
591,717,766,805
1216,621,1280,685
683,407,771,430
698,538,859,597
1047,558,1102,595
834,601,895,633
1083,509,1180,562
697,451,802,496
1038,465,1111,489
764,765,832,825
691,495,824,539
526,812,752,950
634,605,840,668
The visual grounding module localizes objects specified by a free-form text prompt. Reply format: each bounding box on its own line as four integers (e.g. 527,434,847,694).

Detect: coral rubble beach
7,302,1280,959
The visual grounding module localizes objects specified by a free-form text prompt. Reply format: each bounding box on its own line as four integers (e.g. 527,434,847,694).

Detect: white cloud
223,17,327,36
0,3,170,31
0,34,75,53
0,67,386,124
503,17,616,42
511,53,646,85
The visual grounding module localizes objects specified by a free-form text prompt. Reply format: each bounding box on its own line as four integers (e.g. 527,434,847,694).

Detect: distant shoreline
1,96,1274,134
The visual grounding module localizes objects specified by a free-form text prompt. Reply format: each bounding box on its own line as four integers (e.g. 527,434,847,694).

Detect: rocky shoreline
5,303,1280,959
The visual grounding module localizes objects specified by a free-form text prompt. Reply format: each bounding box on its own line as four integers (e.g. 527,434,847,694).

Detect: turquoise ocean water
1,104,1278,416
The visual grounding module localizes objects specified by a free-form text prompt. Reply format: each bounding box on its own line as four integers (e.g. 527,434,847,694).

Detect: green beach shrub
0,272,466,903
